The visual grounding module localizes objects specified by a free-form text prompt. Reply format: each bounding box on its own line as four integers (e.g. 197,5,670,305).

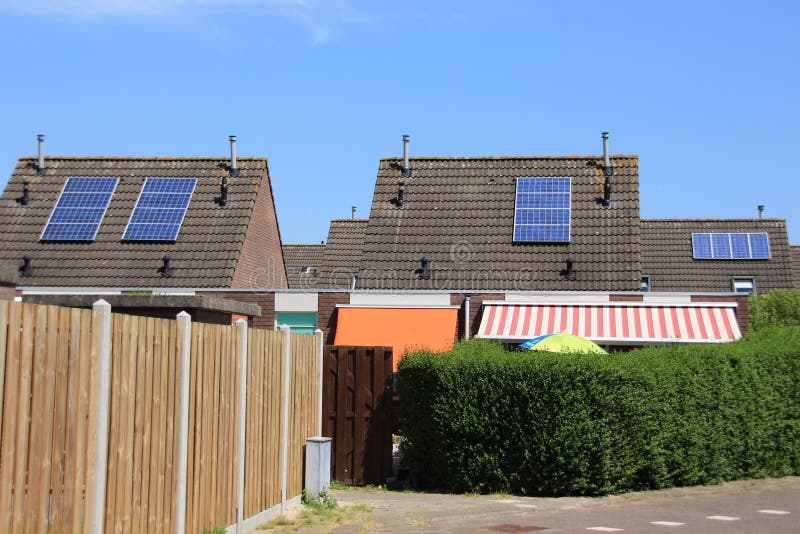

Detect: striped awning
477,301,742,344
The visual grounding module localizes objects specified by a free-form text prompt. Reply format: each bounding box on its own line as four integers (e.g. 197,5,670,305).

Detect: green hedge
398,330,800,496
749,289,800,331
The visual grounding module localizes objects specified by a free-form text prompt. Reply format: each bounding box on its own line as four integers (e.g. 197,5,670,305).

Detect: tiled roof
357,155,641,291
283,244,325,289
791,245,800,289
640,219,794,293
320,219,368,289
0,156,287,288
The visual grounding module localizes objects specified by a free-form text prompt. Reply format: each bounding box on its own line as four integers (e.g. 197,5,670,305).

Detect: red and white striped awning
477,301,742,344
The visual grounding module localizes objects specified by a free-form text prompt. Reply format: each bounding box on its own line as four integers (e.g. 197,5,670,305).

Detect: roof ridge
330,218,368,223
379,154,638,161
18,156,269,162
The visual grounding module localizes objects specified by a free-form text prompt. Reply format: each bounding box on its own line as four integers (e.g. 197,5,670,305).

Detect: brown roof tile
320,219,368,289
640,219,794,293
791,245,800,289
356,155,641,291
283,244,325,289
0,156,285,288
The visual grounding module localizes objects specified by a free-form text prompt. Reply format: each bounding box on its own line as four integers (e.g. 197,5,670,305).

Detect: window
275,312,317,335
731,277,755,294
513,177,571,242
641,275,651,292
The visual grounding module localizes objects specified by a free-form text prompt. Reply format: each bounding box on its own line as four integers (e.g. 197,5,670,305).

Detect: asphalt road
326,476,799,533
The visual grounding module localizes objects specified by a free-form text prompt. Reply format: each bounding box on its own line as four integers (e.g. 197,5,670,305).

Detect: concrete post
235,319,248,532
279,325,291,512
90,299,112,534
174,311,192,534
314,328,324,436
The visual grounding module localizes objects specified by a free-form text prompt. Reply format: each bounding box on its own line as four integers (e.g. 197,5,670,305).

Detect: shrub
398,328,800,496
749,289,800,330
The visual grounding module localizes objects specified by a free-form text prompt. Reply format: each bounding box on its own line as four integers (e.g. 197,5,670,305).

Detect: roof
640,219,794,293
320,219,368,289
792,245,800,289
0,156,287,288
357,155,641,291
283,244,325,289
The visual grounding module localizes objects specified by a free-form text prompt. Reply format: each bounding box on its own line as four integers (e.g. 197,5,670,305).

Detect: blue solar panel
748,233,770,258
40,177,119,241
513,177,571,242
692,232,770,259
122,178,196,241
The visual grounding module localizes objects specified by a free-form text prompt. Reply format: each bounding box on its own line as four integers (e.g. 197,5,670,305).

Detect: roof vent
159,256,174,277
36,134,46,175
389,181,405,208
560,258,577,281
414,256,430,280
350,272,358,290
758,205,764,219
351,206,357,219
20,256,32,277
18,181,30,207
229,135,239,177
216,176,229,207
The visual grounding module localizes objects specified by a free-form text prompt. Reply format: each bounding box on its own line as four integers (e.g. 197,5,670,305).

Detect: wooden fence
323,346,393,485
0,299,321,533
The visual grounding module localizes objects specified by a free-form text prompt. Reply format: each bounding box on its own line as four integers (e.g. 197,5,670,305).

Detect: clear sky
1,0,798,244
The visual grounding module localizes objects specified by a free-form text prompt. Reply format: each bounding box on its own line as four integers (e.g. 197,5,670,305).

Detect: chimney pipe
402,134,412,177
37,134,46,175
600,132,613,206
758,205,764,219
159,256,174,277
351,206,357,219
217,177,229,207
229,135,238,176
19,181,30,207
20,256,32,277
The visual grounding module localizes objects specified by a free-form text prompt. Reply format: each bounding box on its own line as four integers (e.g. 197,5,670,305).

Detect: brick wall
231,162,288,289
450,293,505,340
317,293,350,344
0,285,17,301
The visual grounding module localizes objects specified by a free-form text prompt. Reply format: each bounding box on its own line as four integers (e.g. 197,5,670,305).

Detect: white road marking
650,521,685,526
758,509,791,515
586,528,624,532
706,515,740,521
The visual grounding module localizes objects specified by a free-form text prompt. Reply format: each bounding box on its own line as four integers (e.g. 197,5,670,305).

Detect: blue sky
1,0,798,243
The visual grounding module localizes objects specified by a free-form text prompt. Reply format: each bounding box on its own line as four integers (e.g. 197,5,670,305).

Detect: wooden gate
323,346,393,485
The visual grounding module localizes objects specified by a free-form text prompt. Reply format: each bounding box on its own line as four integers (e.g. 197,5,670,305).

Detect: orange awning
334,306,459,370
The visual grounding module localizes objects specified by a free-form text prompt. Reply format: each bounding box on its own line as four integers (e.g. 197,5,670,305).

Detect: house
283,243,325,289
640,219,795,294
0,136,285,324
289,134,797,365
793,246,800,289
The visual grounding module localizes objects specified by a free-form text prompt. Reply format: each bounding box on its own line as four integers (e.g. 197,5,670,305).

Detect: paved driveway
321,476,799,533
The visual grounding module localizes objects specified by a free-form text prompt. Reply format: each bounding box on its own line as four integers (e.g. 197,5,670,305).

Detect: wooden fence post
174,311,192,534
235,319,248,532
314,329,324,436
278,325,291,513
90,299,112,534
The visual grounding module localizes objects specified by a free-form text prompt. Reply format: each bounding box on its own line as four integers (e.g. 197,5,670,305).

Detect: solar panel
122,177,197,241
692,232,770,259
40,177,119,241
513,177,571,242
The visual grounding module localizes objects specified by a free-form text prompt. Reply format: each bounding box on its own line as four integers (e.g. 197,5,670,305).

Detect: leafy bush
749,289,800,331
398,328,800,496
